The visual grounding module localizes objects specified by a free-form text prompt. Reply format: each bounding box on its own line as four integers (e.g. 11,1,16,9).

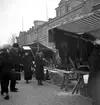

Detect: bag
10,71,21,81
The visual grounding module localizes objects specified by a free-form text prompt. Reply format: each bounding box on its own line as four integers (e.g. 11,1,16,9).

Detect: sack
10,71,21,81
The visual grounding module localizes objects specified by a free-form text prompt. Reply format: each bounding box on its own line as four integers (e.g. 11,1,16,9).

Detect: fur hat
13,43,19,48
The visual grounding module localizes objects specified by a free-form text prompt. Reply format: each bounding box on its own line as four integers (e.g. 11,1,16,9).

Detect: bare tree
8,33,17,45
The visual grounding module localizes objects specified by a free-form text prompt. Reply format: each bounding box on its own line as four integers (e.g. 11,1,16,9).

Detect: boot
4,94,9,100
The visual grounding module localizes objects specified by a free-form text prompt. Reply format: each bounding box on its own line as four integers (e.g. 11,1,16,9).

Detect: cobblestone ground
0,76,92,105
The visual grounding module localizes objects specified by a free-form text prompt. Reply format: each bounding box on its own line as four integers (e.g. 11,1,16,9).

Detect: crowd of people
0,43,48,100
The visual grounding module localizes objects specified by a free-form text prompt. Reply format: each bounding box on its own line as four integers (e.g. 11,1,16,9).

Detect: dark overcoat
0,50,13,93
35,55,45,80
0,50,12,77
88,46,100,105
9,48,21,72
23,54,33,80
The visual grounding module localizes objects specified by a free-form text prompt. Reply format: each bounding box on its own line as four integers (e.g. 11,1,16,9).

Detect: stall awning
26,42,56,53
58,10,100,39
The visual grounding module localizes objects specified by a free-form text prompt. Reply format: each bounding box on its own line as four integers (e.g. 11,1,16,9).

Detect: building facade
17,31,27,46
17,0,100,48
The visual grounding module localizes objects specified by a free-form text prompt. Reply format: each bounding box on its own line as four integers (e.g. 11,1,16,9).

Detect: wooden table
44,66,89,96
44,67,75,90
44,67,73,74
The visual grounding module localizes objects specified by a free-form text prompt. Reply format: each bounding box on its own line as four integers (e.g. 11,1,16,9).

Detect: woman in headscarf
35,52,45,85
23,52,33,83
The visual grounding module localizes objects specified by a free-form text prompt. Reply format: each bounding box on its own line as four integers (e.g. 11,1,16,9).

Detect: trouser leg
37,80,43,85
4,79,9,94
4,79,10,100
10,80,16,90
1,79,9,94
37,80,40,85
1,80,4,94
40,80,43,85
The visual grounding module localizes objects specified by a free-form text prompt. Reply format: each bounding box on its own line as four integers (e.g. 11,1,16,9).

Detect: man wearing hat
9,43,21,92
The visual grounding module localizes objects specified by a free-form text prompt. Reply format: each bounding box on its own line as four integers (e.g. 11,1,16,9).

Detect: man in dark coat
88,42,100,105
23,52,33,83
0,48,12,100
9,43,21,92
35,52,45,85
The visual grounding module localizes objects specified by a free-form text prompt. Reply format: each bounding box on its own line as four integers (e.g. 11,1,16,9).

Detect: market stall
48,10,100,98
49,28,95,69
27,42,55,59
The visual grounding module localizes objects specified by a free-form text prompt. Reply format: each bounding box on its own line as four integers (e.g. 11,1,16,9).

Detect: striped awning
58,10,100,38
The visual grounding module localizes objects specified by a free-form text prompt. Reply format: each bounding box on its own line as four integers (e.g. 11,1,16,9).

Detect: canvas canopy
25,42,56,59
27,42,55,52
48,10,100,68
57,10,100,39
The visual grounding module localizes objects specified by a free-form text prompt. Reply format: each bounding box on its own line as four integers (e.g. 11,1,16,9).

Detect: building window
60,6,65,15
67,3,72,12
56,9,60,17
